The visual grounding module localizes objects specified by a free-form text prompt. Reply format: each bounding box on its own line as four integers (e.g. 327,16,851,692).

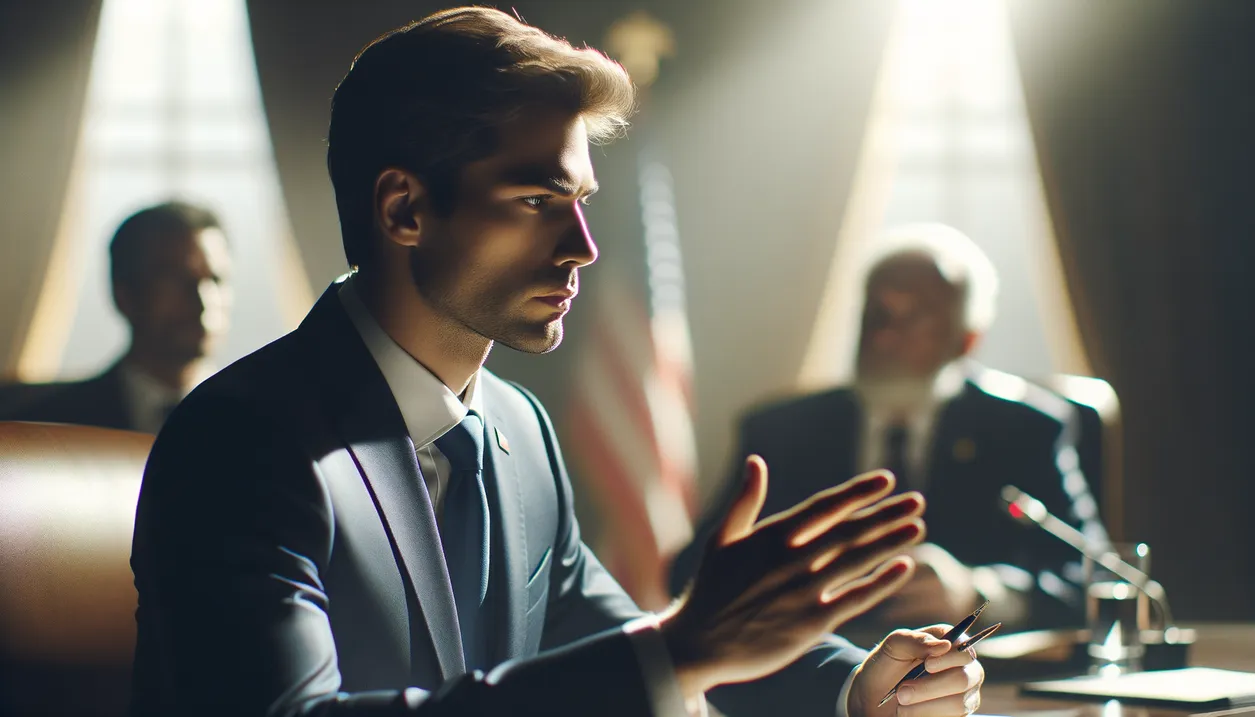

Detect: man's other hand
659,456,926,700
848,626,985,717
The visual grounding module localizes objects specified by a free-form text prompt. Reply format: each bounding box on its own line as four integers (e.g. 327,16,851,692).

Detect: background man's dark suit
0,365,132,431
673,363,1108,630
130,283,867,717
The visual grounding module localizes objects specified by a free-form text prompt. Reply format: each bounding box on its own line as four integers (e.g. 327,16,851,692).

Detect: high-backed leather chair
1036,374,1123,540
0,422,151,717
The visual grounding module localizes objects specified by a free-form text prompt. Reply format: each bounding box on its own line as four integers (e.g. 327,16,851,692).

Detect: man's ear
374,168,428,249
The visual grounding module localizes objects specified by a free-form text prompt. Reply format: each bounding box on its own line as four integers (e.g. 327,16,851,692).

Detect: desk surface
981,623,1255,717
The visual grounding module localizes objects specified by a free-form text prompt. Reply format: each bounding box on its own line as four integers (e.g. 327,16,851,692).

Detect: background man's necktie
884,421,912,491
434,412,491,670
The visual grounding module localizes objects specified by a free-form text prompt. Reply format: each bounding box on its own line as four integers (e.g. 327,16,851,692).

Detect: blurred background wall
1007,0,1255,621
0,0,1251,619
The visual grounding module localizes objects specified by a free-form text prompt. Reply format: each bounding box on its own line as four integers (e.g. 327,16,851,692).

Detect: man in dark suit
674,224,1108,632
1,201,231,434
130,10,986,717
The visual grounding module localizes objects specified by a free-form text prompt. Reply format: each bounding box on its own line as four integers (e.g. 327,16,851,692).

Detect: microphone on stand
992,486,1192,671
1000,485,1177,631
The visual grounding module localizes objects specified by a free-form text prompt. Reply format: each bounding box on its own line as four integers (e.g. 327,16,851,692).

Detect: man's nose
190,281,208,313
554,202,598,267
197,281,231,328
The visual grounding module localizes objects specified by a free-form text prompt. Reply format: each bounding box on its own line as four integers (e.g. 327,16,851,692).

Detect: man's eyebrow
503,166,599,196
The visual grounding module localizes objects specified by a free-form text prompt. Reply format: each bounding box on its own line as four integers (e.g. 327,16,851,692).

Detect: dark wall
1011,0,1255,619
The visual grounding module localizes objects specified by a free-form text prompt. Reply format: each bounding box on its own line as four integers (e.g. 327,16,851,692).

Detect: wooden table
980,624,1255,717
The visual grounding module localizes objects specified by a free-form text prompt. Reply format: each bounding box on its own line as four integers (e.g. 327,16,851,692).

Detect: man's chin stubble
494,322,564,355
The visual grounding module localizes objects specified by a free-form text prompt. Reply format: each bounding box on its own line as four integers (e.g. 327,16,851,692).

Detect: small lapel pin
953,437,976,463
495,426,510,454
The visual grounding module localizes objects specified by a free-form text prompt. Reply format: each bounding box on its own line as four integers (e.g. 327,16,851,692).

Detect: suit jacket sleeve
129,394,663,717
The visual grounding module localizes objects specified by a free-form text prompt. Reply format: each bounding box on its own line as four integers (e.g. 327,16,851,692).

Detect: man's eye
521,196,549,208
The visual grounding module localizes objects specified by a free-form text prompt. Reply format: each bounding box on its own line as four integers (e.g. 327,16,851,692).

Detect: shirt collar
117,362,201,434
338,276,483,449
118,363,192,403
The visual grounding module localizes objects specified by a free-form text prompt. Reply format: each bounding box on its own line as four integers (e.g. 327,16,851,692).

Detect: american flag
567,155,697,611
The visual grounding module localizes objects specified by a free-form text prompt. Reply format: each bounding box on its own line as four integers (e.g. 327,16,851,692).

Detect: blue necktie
435,412,490,670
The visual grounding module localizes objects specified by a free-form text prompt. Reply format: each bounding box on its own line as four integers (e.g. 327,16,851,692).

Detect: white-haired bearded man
674,224,1109,634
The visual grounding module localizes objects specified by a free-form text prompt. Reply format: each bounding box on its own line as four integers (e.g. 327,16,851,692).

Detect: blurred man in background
0,201,231,434
674,223,1109,631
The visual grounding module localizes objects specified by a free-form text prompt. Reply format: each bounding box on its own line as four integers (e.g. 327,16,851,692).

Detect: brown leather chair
0,422,152,717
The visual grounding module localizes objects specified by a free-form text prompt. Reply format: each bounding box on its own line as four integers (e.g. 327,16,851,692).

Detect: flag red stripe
589,318,664,472
567,398,666,600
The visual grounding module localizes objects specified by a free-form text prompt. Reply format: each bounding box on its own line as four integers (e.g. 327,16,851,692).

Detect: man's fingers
805,493,925,570
789,471,898,546
898,660,983,706
918,625,954,639
924,642,979,673
715,455,768,546
812,518,925,595
877,629,952,665
816,555,915,629
898,689,981,717
758,470,896,545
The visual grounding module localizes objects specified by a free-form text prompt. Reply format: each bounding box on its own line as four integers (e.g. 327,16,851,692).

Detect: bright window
42,0,308,379
801,0,1086,385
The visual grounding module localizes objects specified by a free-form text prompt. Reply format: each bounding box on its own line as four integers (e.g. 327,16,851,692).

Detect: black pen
955,622,1001,652
877,601,989,707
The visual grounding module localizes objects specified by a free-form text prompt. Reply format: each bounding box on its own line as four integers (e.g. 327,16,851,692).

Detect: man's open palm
661,456,926,695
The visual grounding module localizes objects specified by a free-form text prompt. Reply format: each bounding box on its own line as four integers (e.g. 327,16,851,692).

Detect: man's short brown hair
110,201,222,290
327,6,636,268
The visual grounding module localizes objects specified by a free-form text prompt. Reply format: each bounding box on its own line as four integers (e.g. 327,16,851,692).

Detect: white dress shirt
339,279,480,519
337,278,707,716
855,363,967,493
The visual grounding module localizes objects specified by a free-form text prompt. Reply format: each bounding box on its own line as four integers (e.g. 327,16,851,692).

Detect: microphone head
1001,485,1045,524
1000,485,1023,506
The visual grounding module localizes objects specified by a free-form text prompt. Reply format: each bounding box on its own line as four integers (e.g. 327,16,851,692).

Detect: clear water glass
1084,542,1151,676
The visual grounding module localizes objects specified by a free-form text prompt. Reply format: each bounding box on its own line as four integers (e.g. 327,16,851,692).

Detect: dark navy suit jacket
0,363,132,431
129,283,866,717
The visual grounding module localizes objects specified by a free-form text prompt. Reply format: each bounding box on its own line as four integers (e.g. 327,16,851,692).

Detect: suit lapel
834,392,862,482
808,389,861,493
483,395,530,664
92,364,135,431
925,382,979,500
298,285,466,681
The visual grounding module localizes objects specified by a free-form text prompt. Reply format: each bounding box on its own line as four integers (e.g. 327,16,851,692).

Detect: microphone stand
1000,486,1193,669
